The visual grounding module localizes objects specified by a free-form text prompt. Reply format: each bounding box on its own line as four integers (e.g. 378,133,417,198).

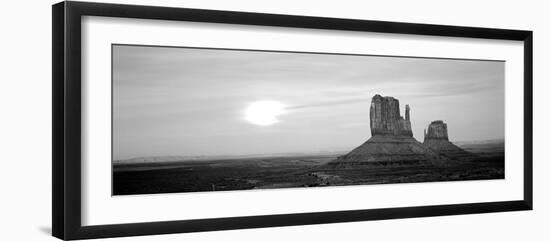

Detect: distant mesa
331,94,447,166
423,120,478,161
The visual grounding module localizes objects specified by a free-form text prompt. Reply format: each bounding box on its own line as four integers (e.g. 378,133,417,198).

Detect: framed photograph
52,1,533,240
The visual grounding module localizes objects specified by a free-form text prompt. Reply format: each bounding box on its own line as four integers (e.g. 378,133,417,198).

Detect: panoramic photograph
112,44,505,196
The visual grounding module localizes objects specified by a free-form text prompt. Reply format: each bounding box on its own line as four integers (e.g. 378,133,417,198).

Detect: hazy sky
113,45,504,160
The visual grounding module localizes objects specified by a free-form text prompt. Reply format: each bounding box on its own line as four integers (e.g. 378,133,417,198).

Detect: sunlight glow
244,100,287,126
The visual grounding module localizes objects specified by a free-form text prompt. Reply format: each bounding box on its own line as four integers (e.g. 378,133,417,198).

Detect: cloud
288,97,370,110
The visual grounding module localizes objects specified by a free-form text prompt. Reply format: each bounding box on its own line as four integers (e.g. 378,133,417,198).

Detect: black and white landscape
112,45,505,195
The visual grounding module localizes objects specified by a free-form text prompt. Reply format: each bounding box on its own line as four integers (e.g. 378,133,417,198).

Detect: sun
244,100,287,126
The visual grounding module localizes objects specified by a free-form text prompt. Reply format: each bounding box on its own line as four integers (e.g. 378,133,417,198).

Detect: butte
423,120,478,161
330,94,447,166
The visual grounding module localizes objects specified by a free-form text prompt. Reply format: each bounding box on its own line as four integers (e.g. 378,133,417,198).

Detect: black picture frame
52,1,533,240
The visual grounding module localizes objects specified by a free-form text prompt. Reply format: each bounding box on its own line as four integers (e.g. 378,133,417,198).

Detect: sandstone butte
423,120,478,161
331,94,475,166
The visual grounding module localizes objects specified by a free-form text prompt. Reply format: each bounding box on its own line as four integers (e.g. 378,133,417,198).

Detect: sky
112,45,505,160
